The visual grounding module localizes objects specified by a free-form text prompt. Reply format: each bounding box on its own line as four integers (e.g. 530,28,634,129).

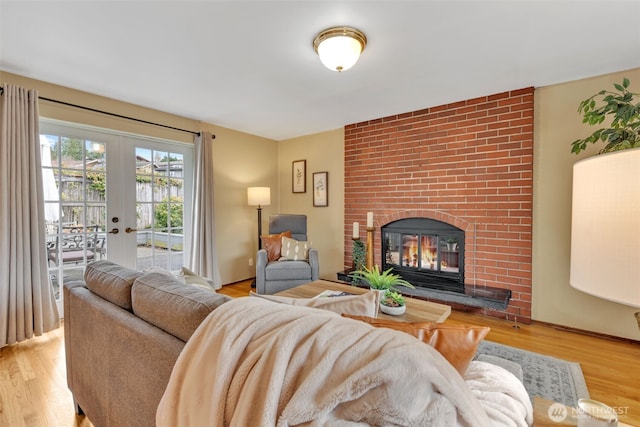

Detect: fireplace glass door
385,233,459,274
382,217,465,291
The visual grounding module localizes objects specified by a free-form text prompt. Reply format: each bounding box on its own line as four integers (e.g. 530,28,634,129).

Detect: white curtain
0,84,60,348
188,131,222,289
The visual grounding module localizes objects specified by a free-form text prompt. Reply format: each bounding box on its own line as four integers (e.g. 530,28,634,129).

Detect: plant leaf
570,79,639,154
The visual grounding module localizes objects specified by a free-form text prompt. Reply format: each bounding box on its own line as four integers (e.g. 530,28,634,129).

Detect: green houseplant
380,290,406,316
352,239,366,272
380,290,405,307
348,265,415,292
571,78,640,154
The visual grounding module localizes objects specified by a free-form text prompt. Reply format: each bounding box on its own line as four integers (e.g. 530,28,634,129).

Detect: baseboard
222,277,255,286
531,319,640,344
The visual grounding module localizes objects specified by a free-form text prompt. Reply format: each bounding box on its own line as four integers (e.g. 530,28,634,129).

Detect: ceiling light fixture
313,26,367,72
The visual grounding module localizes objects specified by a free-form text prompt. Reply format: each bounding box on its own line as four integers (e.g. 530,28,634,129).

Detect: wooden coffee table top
275,280,451,323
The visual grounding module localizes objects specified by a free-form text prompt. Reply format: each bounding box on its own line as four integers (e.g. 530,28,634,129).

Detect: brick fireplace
344,88,533,322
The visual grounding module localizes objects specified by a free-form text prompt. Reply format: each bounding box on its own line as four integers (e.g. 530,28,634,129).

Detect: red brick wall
344,88,534,322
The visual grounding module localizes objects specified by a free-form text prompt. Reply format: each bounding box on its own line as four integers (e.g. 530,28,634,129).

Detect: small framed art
313,171,328,207
292,160,306,193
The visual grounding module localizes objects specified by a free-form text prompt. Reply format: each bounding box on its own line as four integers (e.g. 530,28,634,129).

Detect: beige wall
277,129,345,280
533,67,640,340
203,124,278,284
1,71,278,285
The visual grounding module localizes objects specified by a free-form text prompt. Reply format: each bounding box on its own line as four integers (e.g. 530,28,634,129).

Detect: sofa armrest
256,249,268,294
308,248,319,281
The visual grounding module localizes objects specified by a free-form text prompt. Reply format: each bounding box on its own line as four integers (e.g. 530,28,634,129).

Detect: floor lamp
248,187,271,287
248,187,271,249
570,148,640,331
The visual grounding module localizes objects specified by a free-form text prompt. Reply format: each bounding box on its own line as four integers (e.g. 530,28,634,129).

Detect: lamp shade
313,27,366,72
570,148,640,308
247,187,271,207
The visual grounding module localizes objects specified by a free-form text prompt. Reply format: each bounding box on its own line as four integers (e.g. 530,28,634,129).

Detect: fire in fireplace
382,218,465,293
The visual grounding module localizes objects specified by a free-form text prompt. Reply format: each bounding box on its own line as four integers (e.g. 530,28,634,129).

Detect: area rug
475,340,590,407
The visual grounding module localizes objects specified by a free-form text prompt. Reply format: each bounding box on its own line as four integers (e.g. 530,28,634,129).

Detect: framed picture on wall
292,160,306,193
313,171,328,207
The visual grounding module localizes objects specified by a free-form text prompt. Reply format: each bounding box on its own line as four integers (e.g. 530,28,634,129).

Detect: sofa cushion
131,272,231,342
265,260,312,281
280,236,311,261
343,314,490,375
261,231,292,262
84,260,143,311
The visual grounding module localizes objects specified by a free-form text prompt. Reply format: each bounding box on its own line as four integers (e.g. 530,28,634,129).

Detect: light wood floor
1,279,638,426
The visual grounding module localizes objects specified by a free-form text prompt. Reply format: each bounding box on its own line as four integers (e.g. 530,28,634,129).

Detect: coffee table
275,280,451,323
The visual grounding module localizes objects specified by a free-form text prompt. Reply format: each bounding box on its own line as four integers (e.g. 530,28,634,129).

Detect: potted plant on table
380,290,407,315
348,265,415,296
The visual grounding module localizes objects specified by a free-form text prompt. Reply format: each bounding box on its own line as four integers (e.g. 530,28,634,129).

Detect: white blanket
466,361,533,427
157,297,532,426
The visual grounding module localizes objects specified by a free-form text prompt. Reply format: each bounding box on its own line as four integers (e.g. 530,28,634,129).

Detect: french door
40,121,193,311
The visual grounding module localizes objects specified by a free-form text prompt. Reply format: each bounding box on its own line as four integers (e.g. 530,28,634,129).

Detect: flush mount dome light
313,26,367,72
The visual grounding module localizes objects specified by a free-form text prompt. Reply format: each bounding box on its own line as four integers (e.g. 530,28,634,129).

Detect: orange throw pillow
343,314,489,375
260,231,292,262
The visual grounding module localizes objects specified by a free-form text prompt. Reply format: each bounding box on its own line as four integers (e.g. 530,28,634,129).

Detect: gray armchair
256,214,319,294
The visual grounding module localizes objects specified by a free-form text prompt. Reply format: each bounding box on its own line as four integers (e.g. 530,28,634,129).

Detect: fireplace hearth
382,218,464,293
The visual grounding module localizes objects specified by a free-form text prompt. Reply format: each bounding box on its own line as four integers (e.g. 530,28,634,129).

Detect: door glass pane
135,147,184,272
42,133,107,302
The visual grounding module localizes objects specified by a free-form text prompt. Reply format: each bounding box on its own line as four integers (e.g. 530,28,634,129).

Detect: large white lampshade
570,148,640,308
313,27,367,72
247,187,271,207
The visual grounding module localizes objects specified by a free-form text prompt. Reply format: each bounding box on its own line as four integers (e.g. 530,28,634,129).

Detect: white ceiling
1,1,640,141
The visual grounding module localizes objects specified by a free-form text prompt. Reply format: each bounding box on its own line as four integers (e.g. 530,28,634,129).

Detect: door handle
125,227,137,234
108,228,119,234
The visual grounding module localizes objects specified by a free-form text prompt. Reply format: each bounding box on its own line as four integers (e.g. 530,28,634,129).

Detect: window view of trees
155,196,184,229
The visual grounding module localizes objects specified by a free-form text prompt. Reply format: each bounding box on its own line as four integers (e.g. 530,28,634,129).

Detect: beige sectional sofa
63,260,231,427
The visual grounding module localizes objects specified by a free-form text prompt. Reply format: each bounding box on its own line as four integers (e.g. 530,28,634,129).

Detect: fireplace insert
382,218,464,293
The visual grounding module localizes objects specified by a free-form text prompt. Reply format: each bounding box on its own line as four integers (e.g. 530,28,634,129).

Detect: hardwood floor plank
28,337,65,427
0,347,28,427
0,326,93,427
15,344,36,382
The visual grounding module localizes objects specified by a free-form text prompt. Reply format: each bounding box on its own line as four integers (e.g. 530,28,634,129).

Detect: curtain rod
0,86,213,139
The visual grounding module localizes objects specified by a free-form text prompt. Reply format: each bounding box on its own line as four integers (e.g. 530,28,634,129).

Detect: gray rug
476,340,590,407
